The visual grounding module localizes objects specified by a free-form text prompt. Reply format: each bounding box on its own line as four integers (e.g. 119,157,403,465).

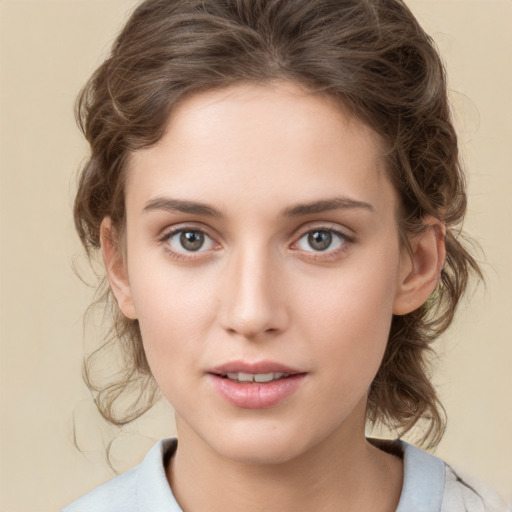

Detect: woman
63,0,506,510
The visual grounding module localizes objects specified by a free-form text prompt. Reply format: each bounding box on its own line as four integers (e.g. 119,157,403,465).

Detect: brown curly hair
74,0,481,447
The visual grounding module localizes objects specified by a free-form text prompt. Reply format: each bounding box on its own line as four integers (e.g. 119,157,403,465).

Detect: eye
295,229,346,252
166,229,215,253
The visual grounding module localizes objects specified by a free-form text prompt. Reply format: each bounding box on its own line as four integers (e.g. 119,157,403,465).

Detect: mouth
208,361,307,409
216,372,293,383
218,372,297,384
209,361,304,382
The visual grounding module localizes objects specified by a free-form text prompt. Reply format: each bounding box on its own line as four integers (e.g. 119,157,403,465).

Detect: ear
100,217,137,320
393,217,446,315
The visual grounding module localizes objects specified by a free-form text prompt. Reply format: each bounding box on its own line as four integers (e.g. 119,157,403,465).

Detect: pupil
180,231,204,251
308,231,332,251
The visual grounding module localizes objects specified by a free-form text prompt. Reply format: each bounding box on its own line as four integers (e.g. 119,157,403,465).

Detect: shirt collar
136,438,446,512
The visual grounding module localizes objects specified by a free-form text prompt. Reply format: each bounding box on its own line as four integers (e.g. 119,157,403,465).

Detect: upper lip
209,360,303,375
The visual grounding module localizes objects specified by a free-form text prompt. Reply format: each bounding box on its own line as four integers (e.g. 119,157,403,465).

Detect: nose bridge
220,241,285,339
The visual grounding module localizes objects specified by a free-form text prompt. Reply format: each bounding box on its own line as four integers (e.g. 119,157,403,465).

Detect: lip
208,360,307,409
209,360,302,375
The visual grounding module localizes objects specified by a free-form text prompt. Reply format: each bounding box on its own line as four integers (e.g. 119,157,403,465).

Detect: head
75,0,480,449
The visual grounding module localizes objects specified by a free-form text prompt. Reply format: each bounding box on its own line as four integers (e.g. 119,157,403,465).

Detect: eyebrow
142,195,374,217
143,197,222,217
282,197,375,216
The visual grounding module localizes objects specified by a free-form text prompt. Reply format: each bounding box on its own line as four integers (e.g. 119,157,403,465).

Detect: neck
167,415,403,512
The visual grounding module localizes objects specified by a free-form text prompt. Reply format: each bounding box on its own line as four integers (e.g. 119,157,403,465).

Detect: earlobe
393,218,446,316
100,217,138,320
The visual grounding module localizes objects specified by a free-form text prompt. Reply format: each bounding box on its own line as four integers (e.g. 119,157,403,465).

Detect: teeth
254,373,278,383
225,372,287,383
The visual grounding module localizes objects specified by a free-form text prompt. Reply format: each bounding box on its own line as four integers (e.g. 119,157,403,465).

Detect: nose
219,247,288,340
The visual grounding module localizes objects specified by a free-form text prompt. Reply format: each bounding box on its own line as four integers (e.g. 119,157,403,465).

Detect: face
109,82,415,465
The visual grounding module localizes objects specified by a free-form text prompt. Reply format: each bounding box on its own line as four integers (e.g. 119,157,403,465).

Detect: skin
102,81,445,511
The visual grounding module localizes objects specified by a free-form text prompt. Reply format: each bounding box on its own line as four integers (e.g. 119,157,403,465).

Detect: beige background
0,0,511,510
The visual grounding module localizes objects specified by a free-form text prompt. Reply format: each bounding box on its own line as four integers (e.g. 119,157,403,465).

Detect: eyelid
289,223,355,259
296,229,344,251
157,221,354,261
291,222,354,243
158,222,212,242
158,223,221,259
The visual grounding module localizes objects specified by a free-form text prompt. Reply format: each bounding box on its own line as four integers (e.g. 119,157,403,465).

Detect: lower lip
208,374,306,409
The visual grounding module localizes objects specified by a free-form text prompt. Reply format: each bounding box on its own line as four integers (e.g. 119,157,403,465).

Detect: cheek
295,249,400,379
299,252,399,330
126,254,220,367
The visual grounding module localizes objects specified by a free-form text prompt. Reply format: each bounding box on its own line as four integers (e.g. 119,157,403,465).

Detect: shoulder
60,466,139,512
442,464,508,512
395,441,507,512
60,438,180,512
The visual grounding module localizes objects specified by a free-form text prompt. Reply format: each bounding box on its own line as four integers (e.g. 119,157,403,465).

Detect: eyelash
291,226,353,261
158,225,218,261
158,225,354,262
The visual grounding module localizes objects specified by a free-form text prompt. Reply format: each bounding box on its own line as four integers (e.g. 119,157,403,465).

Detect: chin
203,422,314,466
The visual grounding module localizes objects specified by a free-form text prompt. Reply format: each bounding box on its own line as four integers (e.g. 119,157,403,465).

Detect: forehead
126,81,396,218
